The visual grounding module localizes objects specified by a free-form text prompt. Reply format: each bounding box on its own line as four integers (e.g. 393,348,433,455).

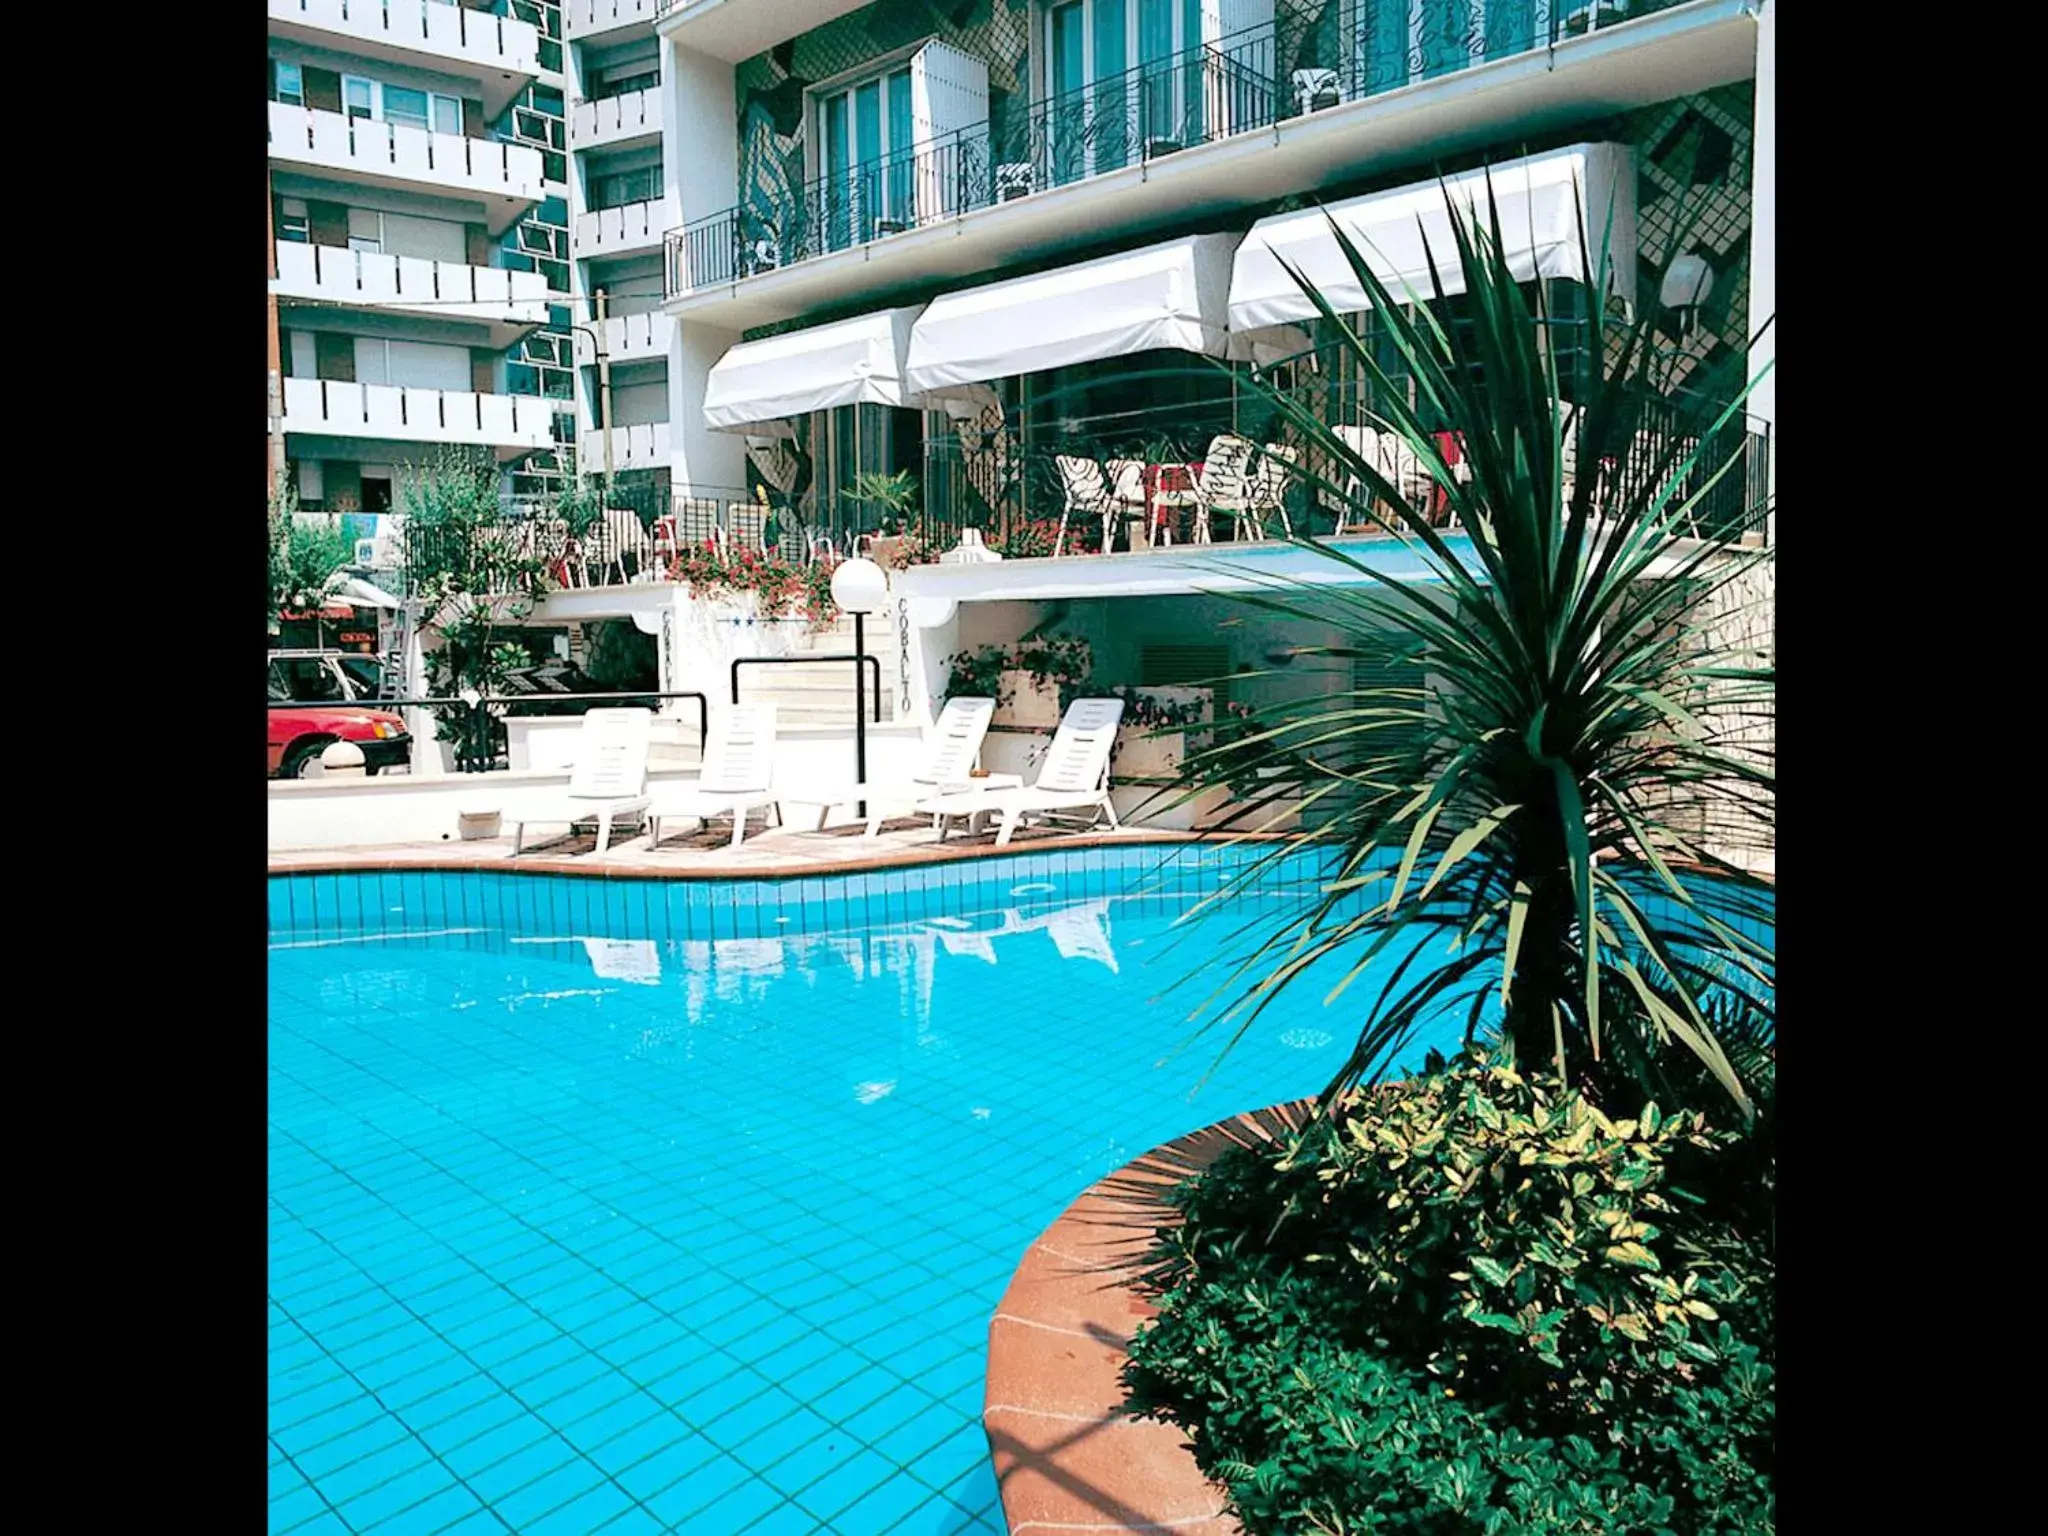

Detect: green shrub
1123,1052,1773,1534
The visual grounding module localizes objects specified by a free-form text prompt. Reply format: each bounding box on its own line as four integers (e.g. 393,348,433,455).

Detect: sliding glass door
819,65,915,252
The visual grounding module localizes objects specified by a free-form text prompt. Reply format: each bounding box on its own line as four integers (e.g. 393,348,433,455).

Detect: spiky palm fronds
1170,177,1774,1117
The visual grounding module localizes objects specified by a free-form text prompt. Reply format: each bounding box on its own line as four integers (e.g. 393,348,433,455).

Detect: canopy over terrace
702,305,926,438
1227,143,1639,340
902,233,1243,397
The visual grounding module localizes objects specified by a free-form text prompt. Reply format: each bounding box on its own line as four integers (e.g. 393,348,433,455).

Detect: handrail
267,689,710,773
731,655,881,723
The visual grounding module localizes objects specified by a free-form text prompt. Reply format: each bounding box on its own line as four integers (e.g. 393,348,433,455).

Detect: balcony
572,310,674,365
665,0,1750,329
268,101,546,234
576,179,675,257
652,1,876,62
565,0,660,40
575,419,670,471
267,0,542,117
271,242,549,350
570,83,661,151
282,376,559,457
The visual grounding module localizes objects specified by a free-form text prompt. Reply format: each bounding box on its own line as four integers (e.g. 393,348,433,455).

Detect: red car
267,652,411,778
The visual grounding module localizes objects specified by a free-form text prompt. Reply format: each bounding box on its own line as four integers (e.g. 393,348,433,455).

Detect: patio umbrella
336,576,404,609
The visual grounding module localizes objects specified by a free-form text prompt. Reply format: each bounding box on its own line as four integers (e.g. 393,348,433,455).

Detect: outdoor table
1144,462,1204,543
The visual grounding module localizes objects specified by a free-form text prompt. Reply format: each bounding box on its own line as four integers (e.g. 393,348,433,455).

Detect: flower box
994,669,1062,728
1112,725,1185,781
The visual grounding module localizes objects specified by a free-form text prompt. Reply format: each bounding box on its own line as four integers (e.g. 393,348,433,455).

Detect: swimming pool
265,846,1504,1534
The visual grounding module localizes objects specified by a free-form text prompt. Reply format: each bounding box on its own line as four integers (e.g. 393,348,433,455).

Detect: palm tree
1177,180,1774,1116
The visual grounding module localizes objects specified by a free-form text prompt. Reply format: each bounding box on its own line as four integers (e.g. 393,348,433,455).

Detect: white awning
904,233,1241,395
1227,144,1638,332
703,305,924,433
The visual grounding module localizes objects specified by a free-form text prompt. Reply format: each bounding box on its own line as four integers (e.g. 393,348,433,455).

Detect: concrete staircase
735,614,905,729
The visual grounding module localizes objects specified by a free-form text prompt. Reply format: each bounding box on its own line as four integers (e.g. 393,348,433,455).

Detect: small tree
267,481,351,638
1171,184,1775,1119
399,450,546,769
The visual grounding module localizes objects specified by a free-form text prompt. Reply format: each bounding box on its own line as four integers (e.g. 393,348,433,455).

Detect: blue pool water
266,846,1604,1534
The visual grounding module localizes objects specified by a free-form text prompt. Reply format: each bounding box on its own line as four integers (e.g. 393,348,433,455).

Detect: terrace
663,0,1742,323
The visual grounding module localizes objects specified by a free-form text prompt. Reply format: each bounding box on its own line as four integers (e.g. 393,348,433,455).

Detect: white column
672,319,747,493
663,39,746,496
1748,0,1775,542
905,598,959,733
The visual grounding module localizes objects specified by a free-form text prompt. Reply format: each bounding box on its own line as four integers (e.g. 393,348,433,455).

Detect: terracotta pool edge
981,1098,1317,1536
265,828,1296,879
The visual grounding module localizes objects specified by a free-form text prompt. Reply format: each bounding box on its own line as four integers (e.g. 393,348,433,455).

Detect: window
342,75,462,133
815,63,914,250
274,60,304,107
1041,0,1201,184
277,197,310,244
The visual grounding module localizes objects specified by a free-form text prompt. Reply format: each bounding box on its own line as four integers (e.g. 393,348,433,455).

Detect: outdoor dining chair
1246,444,1298,538
1192,434,1256,544
1053,455,1116,558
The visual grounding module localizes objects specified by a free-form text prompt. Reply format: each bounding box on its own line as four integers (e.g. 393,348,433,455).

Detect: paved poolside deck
271,818,1773,884
267,816,1227,879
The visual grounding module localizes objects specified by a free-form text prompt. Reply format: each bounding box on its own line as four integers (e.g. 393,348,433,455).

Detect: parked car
267,651,410,779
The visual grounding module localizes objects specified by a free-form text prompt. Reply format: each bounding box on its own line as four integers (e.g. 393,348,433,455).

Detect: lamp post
829,555,889,818
566,288,615,491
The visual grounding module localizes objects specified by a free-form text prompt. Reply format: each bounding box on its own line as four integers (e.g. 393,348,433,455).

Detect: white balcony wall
273,242,548,325
564,0,660,39
267,0,541,81
573,195,677,257
269,102,545,207
282,376,557,452
572,310,675,365
576,420,671,471
571,85,662,150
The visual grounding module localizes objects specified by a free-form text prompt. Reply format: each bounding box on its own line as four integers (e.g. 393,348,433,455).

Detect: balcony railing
571,84,661,147
906,380,1772,556
267,0,542,80
268,101,545,205
667,0,1691,297
272,241,549,321
281,377,560,451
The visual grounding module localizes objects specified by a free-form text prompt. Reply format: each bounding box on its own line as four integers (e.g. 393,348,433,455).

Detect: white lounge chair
789,697,1015,837
916,697,1125,847
508,707,653,856
643,704,781,851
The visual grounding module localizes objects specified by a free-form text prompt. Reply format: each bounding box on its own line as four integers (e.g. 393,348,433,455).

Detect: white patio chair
1246,444,1298,538
1053,455,1115,557
915,697,1125,847
508,707,653,856
786,697,1017,837
1193,434,1256,543
643,704,781,851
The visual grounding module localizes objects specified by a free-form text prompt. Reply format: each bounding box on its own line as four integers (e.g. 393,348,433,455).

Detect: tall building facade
266,0,577,530
648,0,1775,545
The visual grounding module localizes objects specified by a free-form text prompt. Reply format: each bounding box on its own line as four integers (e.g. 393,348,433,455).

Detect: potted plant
1000,634,1092,728
1105,686,1212,780
847,470,919,567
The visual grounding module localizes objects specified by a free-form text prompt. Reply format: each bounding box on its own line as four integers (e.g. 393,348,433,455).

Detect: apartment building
563,1,676,506
266,0,576,533
632,0,1774,735
648,0,1773,525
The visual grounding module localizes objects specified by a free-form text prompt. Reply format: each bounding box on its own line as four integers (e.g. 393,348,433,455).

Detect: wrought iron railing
912,382,1772,555
666,0,1694,297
